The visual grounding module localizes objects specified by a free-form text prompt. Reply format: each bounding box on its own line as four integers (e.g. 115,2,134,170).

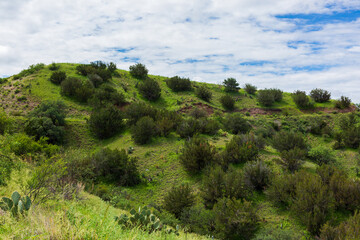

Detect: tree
49,71,66,85
129,63,148,79
223,78,239,92
195,86,212,102
163,184,196,218
138,78,161,101
166,76,192,92
220,95,235,110
131,116,157,145
310,88,331,103
292,90,312,109
244,83,257,94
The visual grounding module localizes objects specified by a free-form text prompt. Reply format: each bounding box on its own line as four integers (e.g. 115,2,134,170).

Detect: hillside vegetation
0,62,360,239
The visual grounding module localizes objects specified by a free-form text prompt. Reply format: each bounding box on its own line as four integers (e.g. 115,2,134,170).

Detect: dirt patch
301,105,357,114
178,102,215,115
236,108,282,116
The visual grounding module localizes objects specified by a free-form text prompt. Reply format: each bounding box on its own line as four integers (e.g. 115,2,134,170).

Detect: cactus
0,191,31,218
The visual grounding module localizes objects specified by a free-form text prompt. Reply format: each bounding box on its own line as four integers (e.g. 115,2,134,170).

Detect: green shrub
89,85,126,108
13,63,44,79
179,137,217,174
195,86,212,102
90,148,140,186
48,62,60,71
243,160,272,191
87,74,103,87
269,88,283,102
180,204,215,236
253,225,305,240
61,77,94,102
189,107,207,119
266,173,298,207
176,117,199,138
213,198,259,240
129,63,148,79
257,89,275,107
320,211,360,240
199,118,220,135
131,116,157,145
76,63,112,81
244,83,257,94
310,88,331,103
223,113,252,134
272,130,307,152
308,146,336,165
0,154,14,186
292,90,313,109
49,71,66,84
220,95,235,110
107,62,117,73
125,102,157,126
0,109,11,135
335,96,351,109
224,134,259,164
163,184,196,218
279,147,306,172
166,76,192,92
138,78,161,101
89,105,124,139
223,78,239,92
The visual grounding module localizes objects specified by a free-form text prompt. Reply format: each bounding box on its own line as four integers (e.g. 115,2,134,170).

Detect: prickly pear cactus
0,191,32,218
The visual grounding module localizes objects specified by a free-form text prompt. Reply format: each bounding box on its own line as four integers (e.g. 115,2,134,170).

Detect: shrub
76,63,112,81
90,148,140,185
61,77,94,102
224,134,259,164
126,102,158,126
243,160,272,191
89,105,124,139
49,71,66,84
89,85,126,108
213,198,259,240
199,118,220,135
107,62,117,73
269,88,283,102
320,211,360,240
223,78,239,92
87,74,103,88
179,137,217,174
180,204,215,236
279,147,305,172
335,96,351,109
310,88,331,103
176,118,199,138
292,173,334,235
0,154,14,186
166,76,192,92
244,83,257,94
223,113,252,134
138,78,161,101
253,225,305,240
0,109,11,135
129,63,148,79
220,95,235,110
189,107,207,119
195,86,212,102
308,146,336,165
272,130,307,152
292,90,313,109
131,116,157,145
48,62,60,71
163,184,196,218
266,173,298,207
257,89,275,107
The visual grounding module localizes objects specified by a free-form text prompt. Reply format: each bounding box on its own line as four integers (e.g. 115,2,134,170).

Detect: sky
1,0,360,102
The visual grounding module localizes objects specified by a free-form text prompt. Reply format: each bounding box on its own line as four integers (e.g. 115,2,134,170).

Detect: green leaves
0,191,32,218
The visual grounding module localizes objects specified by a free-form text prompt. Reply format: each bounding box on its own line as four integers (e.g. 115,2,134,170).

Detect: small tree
163,184,196,218
220,95,235,110
243,160,272,191
48,62,60,71
224,135,259,164
244,83,257,94
272,130,307,152
89,105,124,139
335,96,351,109
107,62,117,73
310,88,331,103
166,76,192,92
129,63,148,79
292,90,312,109
223,113,252,134
257,90,275,107
279,148,305,172
87,74,103,88
49,71,66,85
223,78,239,92
138,78,161,101
195,86,212,102
131,116,157,145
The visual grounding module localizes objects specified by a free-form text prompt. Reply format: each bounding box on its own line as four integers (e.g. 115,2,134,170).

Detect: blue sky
0,0,360,102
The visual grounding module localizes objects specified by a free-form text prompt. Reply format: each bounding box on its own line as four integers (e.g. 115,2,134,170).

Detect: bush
90,148,140,186
166,76,192,92
131,116,157,145
269,88,283,102
220,95,235,110
320,211,360,240
89,105,124,139
129,63,148,79
48,62,60,71
0,153,14,186
0,109,11,135
244,83,257,94
266,173,298,207
138,78,161,101
189,107,207,119
89,85,126,108
223,113,252,134
243,160,272,191
223,78,239,92
176,118,199,138
279,147,306,172
87,74,103,88
310,88,331,103
76,63,112,82
49,71,66,84
199,118,220,135
180,204,215,236
272,130,307,152
195,86,212,102
292,173,334,235
213,198,259,240
308,146,336,165
163,184,196,218
179,137,217,174
107,62,117,73
125,102,157,126
224,134,259,164
61,77,94,102
257,90,275,107
292,90,313,109
335,96,351,109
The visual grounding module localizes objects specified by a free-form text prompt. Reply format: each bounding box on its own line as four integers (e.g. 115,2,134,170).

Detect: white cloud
0,0,360,102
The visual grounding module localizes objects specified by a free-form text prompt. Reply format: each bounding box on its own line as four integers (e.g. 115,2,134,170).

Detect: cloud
0,0,360,102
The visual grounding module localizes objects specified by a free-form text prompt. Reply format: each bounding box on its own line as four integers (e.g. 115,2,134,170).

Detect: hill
0,62,360,239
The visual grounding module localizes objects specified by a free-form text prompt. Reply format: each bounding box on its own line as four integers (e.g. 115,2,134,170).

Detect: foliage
310,88,331,103
49,71,66,85
166,76,192,92
244,83,257,94
224,134,259,164
223,113,252,134
308,146,336,165
180,204,215,236
125,102,158,126
179,137,217,174
213,198,259,240
89,85,126,108
189,107,207,119
243,160,272,191
76,63,112,81
220,95,235,110
195,86,212,102
269,88,283,102
320,211,360,240
257,89,275,107
129,63,148,80
334,113,360,149
163,184,196,218
176,117,199,138
61,77,94,102
138,78,161,101
48,62,60,71
131,116,157,145
13,63,45,79
107,62,117,73
0,153,14,186
272,130,307,152
0,109,11,135
0,191,31,218
292,90,313,109
223,78,239,92
335,96,351,109
89,105,124,139
279,147,305,172
266,173,298,207
87,74,103,88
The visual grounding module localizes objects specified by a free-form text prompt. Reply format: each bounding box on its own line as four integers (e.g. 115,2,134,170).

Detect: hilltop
0,62,360,239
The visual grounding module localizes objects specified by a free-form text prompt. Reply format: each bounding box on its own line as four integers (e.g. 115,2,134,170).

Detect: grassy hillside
1,62,359,239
